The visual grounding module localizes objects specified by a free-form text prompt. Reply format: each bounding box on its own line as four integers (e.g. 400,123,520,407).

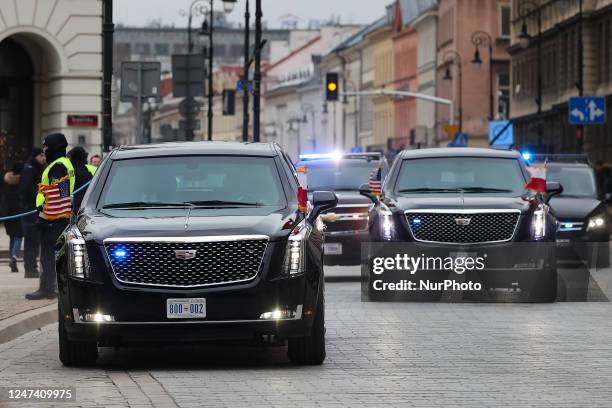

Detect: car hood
388,195,531,213
78,208,297,244
548,196,602,219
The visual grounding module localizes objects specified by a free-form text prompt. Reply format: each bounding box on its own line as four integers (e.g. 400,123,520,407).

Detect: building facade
0,0,103,169
370,5,396,152
510,0,612,160
436,0,511,147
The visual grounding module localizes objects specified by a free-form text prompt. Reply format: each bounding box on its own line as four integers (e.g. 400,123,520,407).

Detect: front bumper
555,228,609,263
324,230,369,265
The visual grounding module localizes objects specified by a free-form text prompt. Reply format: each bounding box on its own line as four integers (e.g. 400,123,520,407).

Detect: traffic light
326,73,339,101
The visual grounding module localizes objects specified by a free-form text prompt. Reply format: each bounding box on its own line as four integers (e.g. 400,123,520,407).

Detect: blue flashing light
564,223,574,229
299,151,343,161
113,248,128,260
521,151,533,162
412,218,422,225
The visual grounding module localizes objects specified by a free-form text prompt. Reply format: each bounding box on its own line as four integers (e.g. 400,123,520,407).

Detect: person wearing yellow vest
26,133,74,300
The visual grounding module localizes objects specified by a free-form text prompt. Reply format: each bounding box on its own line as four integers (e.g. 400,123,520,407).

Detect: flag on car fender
525,163,547,193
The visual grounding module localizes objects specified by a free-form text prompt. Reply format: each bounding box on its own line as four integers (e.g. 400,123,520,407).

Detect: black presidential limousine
360,148,562,303
56,142,337,366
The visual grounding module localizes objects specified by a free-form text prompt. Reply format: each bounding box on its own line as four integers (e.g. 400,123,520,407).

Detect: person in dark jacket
67,146,93,214
26,133,73,300
3,163,24,272
19,147,45,278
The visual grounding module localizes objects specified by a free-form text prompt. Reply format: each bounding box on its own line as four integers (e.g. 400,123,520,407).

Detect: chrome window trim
404,209,522,245
104,235,269,288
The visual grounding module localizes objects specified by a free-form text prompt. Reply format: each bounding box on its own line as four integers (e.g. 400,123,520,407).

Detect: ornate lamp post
471,30,494,121
443,50,463,132
181,0,236,141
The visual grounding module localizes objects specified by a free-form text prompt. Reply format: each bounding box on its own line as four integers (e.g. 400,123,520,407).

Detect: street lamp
442,50,463,133
182,0,235,141
471,30,494,120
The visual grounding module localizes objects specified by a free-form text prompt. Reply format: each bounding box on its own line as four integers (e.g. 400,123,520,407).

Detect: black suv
56,142,337,366
297,153,389,265
533,155,609,268
360,148,560,302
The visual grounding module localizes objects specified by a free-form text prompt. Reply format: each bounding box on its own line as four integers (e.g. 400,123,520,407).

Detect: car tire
58,311,98,367
287,292,325,366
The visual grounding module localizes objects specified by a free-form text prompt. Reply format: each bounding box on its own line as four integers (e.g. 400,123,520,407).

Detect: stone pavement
1,277,612,407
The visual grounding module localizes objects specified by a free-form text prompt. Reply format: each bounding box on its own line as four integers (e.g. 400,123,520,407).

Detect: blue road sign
448,132,468,147
489,120,513,148
568,96,606,125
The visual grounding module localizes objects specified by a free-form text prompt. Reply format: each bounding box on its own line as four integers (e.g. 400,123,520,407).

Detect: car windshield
302,159,382,190
99,156,286,208
396,157,526,196
547,166,597,198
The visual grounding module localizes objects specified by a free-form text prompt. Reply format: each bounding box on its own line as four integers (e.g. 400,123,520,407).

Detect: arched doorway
0,38,34,172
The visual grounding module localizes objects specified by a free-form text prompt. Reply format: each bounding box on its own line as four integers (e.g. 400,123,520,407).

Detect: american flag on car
39,175,72,220
369,166,382,196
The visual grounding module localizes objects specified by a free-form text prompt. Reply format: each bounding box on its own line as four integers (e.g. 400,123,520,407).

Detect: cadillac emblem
174,249,197,260
455,218,472,226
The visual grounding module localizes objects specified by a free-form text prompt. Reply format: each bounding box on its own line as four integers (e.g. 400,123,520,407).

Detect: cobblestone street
1,267,612,407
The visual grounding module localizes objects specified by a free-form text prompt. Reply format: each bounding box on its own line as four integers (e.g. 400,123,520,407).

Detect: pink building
436,0,511,146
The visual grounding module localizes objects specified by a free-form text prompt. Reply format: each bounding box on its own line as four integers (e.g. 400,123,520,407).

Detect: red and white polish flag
525,164,547,193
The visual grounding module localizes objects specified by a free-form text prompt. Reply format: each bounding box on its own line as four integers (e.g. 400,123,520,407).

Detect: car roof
399,147,522,159
111,141,279,159
545,162,592,168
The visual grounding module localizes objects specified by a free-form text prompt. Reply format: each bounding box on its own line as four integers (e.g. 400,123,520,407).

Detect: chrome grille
104,236,268,288
324,205,369,233
406,211,520,244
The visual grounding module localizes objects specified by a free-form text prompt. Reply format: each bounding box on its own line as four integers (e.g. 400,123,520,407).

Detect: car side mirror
546,181,563,202
308,191,338,223
359,182,377,203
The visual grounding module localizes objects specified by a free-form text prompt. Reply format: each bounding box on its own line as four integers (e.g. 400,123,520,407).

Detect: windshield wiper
456,187,513,193
398,188,463,193
184,200,263,207
102,202,189,209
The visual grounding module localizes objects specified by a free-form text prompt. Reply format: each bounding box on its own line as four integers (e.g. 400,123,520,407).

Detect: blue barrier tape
0,181,92,222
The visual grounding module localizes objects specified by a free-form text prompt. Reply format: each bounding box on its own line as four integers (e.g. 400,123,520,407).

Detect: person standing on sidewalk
67,146,93,213
2,163,24,272
26,134,75,300
19,147,46,278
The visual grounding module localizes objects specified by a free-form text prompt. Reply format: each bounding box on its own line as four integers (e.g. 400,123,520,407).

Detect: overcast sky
114,0,387,28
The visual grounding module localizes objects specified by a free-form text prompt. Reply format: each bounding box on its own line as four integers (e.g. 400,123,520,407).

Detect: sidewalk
0,260,57,344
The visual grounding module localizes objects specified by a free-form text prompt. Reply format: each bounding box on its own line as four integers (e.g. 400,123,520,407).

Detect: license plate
324,242,343,255
556,239,570,247
166,298,206,319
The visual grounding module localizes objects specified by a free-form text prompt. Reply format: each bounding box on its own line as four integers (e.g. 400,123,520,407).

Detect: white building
0,0,103,167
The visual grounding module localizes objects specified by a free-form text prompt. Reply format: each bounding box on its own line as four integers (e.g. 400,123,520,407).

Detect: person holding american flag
26,133,76,301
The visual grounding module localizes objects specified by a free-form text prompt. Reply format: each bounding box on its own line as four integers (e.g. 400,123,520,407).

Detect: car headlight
283,219,310,276
380,203,395,241
587,214,606,231
66,226,90,279
532,205,547,240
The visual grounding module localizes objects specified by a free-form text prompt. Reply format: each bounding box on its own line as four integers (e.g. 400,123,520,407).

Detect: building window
154,43,169,56
134,43,151,55
173,44,188,55
500,5,511,38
